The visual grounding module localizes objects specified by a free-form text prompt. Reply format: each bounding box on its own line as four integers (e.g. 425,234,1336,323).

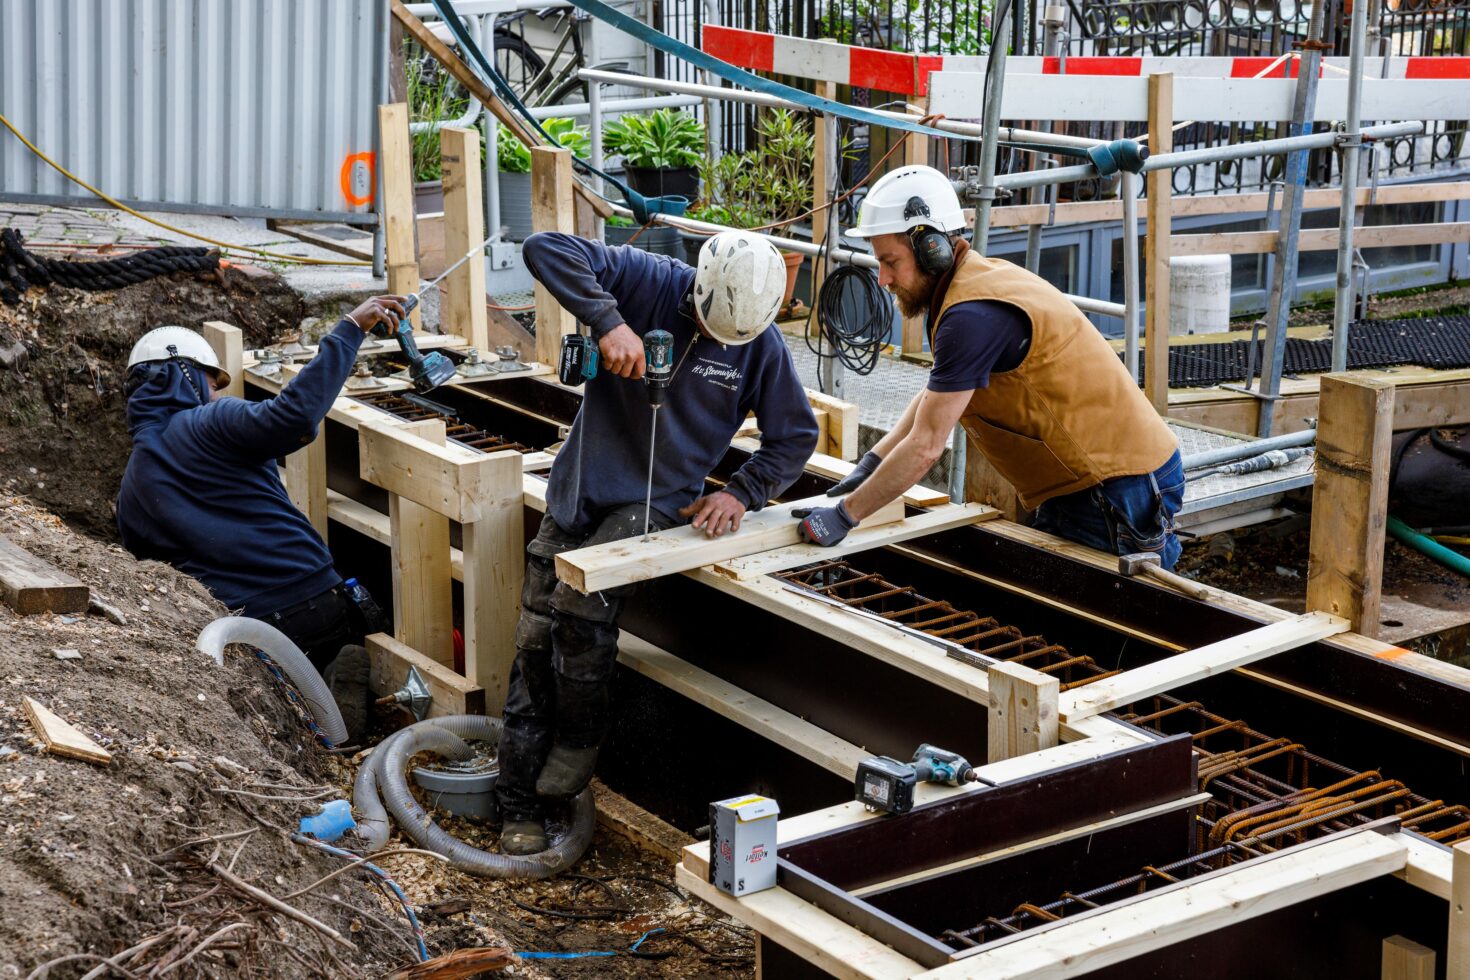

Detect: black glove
793,500,858,547
827,450,882,497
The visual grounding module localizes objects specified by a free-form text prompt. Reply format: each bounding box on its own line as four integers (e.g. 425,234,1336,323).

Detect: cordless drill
854,743,991,815
375,294,458,393
640,329,676,540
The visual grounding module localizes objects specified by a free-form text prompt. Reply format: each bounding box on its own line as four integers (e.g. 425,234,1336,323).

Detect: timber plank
22,696,111,764
365,632,485,718
0,534,88,615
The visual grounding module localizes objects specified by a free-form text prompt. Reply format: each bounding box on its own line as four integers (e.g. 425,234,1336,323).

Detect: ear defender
903,196,954,276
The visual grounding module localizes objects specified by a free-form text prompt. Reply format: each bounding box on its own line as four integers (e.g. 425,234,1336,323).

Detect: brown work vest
933,248,1177,509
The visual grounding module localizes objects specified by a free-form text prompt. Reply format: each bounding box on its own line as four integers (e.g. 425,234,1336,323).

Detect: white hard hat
692,232,786,346
127,326,229,388
846,165,966,238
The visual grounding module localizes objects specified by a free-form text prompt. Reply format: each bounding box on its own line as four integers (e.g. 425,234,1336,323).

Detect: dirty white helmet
847,165,966,238
692,232,786,346
127,326,229,388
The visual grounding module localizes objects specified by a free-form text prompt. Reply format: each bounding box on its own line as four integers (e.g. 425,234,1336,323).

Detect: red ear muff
909,225,953,276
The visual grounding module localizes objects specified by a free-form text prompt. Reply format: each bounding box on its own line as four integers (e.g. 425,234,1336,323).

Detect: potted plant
679,201,763,266
603,108,705,201
492,117,590,242
603,214,683,258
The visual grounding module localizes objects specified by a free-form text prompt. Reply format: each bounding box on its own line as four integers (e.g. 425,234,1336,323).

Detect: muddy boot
501,819,548,855
324,644,370,745
535,744,600,798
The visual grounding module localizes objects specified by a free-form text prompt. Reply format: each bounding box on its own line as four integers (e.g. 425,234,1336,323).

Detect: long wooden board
0,534,88,615
555,496,906,594
1059,611,1349,723
22,696,111,765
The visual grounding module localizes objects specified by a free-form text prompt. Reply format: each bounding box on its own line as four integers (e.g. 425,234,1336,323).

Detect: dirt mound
0,495,419,978
0,265,302,539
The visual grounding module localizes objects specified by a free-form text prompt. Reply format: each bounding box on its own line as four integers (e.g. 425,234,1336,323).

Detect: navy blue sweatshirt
117,321,366,617
523,233,819,534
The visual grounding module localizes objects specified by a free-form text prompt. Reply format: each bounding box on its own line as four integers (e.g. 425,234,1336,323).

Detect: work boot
535,744,600,798
501,819,548,855
324,644,371,745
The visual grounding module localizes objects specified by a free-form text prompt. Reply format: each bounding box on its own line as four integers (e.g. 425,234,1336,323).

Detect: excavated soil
0,265,300,539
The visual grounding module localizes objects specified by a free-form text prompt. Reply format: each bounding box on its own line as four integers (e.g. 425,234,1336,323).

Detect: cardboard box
708,794,780,897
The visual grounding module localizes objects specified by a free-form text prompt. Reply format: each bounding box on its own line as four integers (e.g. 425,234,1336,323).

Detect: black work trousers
496,505,674,823
265,583,363,673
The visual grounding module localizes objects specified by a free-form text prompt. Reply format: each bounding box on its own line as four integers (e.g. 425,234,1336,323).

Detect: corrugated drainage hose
362,715,596,879
195,616,349,746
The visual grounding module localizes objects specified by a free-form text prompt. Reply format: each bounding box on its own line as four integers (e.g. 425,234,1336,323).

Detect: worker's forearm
843,435,943,520
870,392,922,458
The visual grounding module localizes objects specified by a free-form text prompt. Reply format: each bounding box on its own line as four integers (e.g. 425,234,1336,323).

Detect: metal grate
350,391,533,455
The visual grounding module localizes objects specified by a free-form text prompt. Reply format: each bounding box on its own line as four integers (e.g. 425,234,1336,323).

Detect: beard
889,270,940,319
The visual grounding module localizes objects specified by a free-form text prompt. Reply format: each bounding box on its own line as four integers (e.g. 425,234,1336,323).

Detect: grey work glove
827,450,882,497
793,500,858,547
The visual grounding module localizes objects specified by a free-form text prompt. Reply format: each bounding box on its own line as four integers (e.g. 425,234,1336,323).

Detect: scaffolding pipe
526,93,702,119
1121,170,1142,382
971,5,1014,255
1181,429,1316,471
1332,0,1370,372
1024,4,1067,274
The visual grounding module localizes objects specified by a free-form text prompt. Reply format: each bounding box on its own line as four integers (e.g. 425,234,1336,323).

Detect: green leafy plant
697,109,814,237
606,214,634,228
407,54,472,182
491,117,590,174
603,108,705,169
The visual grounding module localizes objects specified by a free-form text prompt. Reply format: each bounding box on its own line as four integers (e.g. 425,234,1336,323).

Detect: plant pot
497,170,534,242
679,228,714,266
623,165,700,201
604,221,682,258
780,250,805,310
414,179,443,215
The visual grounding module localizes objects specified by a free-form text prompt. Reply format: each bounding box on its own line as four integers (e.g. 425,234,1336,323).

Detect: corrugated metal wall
0,0,387,224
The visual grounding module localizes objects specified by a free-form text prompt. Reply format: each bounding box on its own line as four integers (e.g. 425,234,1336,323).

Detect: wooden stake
986,661,1059,763
1144,72,1173,413
531,146,577,368
22,696,111,765
460,449,524,714
439,126,488,351
1382,936,1436,980
202,321,244,399
1306,375,1395,637
378,102,422,330
378,420,455,666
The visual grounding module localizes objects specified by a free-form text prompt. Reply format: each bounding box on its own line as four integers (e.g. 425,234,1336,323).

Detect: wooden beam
987,661,1060,763
1060,611,1349,723
0,534,88,615
375,420,455,666
735,438,950,508
365,632,484,718
359,420,487,524
554,496,906,594
618,632,869,779
1144,72,1173,414
202,321,244,399
711,503,997,580
1382,936,1436,980
531,146,578,368
460,450,524,714
282,432,328,538
964,435,1028,523
1307,375,1395,637
806,388,860,462
1451,841,1470,980
378,102,421,331
22,696,111,765
926,828,1406,979
439,126,489,351
1170,221,1470,256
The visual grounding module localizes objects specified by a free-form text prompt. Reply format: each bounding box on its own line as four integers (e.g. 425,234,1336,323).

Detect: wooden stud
378,102,422,330
359,421,487,524
22,696,111,765
460,449,524,714
439,126,489,351
964,436,1028,523
554,495,906,594
0,534,87,615
1452,841,1469,980
806,388,860,462
376,420,455,666
986,661,1060,763
1143,72,1173,413
365,632,484,718
1382,936,1436,980
282,432,328,539
1060,611,1349,723
201,321,244,399
531,146,578,368
1307,375,1395,637
762,442,948,508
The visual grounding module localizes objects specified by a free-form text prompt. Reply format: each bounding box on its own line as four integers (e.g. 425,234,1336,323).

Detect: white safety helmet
846,165,966,239
126,326,229,388
692,231,786,346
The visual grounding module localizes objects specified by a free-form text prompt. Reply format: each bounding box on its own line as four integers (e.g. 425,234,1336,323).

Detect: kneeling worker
498,230,819,854
116,295,409,738
795,166,1183,566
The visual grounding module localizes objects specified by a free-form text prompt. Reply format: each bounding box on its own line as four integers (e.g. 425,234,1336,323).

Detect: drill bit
642,406,659,541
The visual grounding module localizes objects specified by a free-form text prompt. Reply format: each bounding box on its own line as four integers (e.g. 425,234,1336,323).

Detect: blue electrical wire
518,927,667,960
291,834,430,962
253,648,336,750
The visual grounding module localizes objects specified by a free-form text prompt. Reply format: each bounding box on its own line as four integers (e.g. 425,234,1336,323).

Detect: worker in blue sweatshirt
116,295,407,740
498,230,820,855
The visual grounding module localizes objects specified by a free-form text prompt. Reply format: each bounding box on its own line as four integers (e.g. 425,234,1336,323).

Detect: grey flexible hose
195,616,348,746
355,725,475,852
370,715,597,878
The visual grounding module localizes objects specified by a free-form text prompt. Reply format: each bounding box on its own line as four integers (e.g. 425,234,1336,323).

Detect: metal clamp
383,666,432,721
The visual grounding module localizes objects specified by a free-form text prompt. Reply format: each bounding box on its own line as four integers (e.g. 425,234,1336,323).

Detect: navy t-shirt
927,300,1032,393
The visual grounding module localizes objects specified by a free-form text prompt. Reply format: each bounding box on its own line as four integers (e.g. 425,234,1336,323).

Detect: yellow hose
0,110,371,267
1432,536,1470,547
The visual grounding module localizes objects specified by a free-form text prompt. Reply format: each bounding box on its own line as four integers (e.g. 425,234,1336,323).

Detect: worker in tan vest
795,165,1185,568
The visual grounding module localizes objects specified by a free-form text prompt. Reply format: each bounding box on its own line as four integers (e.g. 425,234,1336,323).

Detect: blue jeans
1032,450,1185,570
